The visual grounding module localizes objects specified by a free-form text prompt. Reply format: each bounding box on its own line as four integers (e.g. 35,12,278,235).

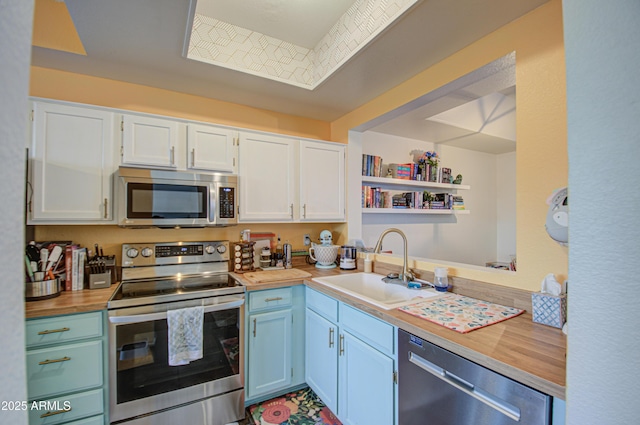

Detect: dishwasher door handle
408,351,521,422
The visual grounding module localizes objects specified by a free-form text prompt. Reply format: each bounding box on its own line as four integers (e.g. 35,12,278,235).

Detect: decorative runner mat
247,387,341,425
398,293,524,333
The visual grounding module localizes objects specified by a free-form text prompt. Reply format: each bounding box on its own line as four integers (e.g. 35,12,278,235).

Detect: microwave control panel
219,187,235,218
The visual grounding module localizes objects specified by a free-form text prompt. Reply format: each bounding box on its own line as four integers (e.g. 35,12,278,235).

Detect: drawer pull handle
38,327,70,335
39,356,71,366
265,297,283,302
40,407,72,418
329,328,334,348
253,318,257,337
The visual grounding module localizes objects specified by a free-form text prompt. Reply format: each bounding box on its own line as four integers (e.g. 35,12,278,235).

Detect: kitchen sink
312,272,443,310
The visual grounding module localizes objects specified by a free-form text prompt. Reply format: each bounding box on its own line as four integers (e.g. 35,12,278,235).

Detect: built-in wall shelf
362,208,470,215
361,175,470,191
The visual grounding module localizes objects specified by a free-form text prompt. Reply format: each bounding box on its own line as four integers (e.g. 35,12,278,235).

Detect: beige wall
332,0,568,290
30,0,567,291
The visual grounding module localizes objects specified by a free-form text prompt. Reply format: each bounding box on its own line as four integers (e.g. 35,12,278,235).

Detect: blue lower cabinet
245,286,305,404
305,308,338,413
305,287,397,425
338,330,395,425
247,309,293,397
25,311,108,425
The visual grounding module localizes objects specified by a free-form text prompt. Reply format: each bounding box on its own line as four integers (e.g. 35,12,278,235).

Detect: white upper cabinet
186,123,236,173
299,140,345,221
238,132,296,221
121,114,180,168
29,101,116,223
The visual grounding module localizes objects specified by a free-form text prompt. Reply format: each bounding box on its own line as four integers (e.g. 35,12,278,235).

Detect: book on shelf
440,167,452,184
362,154,384,177
362,186,390,209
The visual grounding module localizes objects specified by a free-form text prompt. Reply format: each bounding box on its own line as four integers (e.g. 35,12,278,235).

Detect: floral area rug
247,387,341,425
398,293,524,333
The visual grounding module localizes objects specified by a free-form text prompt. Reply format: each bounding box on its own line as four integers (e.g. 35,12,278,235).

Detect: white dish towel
167,306,204,366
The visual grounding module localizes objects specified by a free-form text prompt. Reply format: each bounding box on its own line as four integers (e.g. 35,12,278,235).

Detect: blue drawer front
27,388,103,425
26,312,103,348
306,287,338,323
27,340,103,400
249,287,293,312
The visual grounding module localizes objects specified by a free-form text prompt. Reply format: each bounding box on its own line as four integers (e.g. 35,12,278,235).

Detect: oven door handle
108,298,245,324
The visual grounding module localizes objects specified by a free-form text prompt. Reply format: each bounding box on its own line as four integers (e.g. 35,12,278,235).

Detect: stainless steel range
108,241,245,425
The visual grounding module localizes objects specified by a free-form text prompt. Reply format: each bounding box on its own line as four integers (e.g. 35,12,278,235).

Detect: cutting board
241,269,312,284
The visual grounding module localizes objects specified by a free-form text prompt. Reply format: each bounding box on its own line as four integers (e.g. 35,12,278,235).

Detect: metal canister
340,245,358,270
283,242,292,269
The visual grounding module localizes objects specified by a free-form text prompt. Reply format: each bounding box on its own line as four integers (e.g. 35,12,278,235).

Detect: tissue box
531,292,567,328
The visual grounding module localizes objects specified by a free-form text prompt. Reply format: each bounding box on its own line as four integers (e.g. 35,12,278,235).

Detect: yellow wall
331,0,568,290
29,67,331,140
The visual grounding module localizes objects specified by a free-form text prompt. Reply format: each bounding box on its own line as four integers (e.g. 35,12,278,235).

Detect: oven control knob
126,248,139,258
141,247,153,258
216,244,227,254
205,245,215,254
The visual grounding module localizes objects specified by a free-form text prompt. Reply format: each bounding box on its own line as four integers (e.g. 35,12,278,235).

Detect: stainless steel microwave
114,167,237,228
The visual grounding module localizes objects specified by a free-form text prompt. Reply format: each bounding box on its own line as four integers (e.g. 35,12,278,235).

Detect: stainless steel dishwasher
398,330,551,425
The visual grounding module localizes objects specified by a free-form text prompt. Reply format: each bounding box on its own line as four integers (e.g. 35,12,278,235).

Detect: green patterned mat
247,387,341,425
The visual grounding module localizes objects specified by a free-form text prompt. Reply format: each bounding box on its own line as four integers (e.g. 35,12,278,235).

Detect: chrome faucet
373,228,414,285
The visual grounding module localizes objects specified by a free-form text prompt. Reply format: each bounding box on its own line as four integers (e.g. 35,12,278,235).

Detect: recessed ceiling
31,0,549,121
195,0,357,49
186,0,419,89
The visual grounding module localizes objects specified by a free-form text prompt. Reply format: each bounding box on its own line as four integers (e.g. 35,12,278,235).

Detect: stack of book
362,154,384,177
430,193,452,209
391,192,425,209
452,195,465,210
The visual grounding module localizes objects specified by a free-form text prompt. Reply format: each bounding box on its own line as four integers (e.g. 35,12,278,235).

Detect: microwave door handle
108,298,245,324
210,185,216,223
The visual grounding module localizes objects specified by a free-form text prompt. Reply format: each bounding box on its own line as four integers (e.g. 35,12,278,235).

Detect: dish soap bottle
364,253,372,273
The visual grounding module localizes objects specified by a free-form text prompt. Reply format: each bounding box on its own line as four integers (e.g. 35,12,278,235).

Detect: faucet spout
373,228,414,284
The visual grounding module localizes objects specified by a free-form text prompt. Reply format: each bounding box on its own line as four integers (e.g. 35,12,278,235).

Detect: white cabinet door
338,330,395,425
186,123,236,173
29,101,115,222
247,309,292,398
305,308,339,414
121,114,179,168
299,140,345,221
238,133,295,221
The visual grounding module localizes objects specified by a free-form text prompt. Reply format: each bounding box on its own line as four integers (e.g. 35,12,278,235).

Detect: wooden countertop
25,285,116,318
25,263,566,399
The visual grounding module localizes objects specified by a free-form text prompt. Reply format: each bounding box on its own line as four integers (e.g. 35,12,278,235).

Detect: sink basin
312,272,443,310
